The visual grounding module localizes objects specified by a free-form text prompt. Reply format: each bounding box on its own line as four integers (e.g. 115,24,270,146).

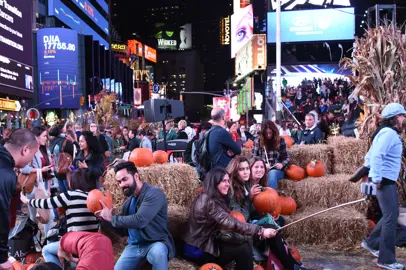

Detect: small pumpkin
281,136,294,148
290,248,301,262
253,187,280,215
86,189,113,214
285,165,306,181
223,211,246,230
306,160,325,177
200,263,223,270
24,253,42,264
245,139,254,149
129,148,154,167
153,150,168,164
271,202,282,218
279,196,297,215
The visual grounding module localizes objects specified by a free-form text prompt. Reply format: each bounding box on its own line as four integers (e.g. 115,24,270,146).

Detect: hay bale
279,174,368,213
103,164,200,211
168,204,189,241
168,258,199,270
289,145,334,174
327,136,368,174
284,207,368,251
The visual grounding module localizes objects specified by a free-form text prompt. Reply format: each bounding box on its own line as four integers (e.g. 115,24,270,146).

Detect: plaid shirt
252,137,290,168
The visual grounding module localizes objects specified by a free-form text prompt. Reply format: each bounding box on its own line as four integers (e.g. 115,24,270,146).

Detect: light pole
275,0,282,121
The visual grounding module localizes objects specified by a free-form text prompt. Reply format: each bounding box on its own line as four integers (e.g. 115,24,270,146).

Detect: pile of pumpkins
285,160,325,181
129,148,169,167
252,187,297,217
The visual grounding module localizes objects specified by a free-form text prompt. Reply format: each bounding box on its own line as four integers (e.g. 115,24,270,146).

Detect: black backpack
197,126,220,179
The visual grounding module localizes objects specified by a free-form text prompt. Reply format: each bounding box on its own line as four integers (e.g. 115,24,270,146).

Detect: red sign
127,40,157,63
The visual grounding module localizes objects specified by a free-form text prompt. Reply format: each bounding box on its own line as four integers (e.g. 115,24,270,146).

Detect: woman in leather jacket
228,156,299,270
183,168,277,270
73,131,104,186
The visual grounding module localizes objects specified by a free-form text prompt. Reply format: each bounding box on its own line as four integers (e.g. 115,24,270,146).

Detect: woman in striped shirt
20,168,99,268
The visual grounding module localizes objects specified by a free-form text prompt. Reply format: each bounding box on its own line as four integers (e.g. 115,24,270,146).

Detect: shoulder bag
57,140,73,175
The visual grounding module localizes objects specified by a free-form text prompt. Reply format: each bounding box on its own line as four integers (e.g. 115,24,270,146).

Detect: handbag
17,170,37,194
34,169,51,224
57,139,73,175
214,230,251,245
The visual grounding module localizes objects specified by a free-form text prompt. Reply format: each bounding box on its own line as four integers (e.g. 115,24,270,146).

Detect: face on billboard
231,4,253,58
37,28,81,109
0,1,34,93
267,8,355,43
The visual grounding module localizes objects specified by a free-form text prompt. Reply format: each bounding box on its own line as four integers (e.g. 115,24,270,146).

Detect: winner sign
37,28,80,109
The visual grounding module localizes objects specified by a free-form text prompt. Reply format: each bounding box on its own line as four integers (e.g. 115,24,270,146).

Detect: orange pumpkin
279,196,297,215
153,150,168,164
285,165,306,181
200,263,223,270
23,265,37,270
129,148,154,167
306,160,325,177
253,187,280,215
271,202,282,218
368,219,376,233
281,136,294,148
24,253,42,264
290,248,301,262
223,211,246,230
254,265,264,270
86,189,113,214
245,139,254,149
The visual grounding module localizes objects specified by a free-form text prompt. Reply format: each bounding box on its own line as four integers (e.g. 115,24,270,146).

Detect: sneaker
361,241,379,258
377,262,404,270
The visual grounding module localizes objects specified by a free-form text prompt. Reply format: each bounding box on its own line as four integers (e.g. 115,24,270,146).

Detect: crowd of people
0,95,403,270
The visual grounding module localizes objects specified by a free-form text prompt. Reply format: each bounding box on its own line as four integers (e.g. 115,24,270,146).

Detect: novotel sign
220,16,231,45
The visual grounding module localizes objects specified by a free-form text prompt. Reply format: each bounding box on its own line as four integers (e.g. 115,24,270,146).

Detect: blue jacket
364,127,403,183
104,183,176,258
207,125,242,169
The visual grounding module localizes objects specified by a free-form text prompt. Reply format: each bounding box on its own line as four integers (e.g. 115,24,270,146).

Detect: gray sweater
105,183,176,258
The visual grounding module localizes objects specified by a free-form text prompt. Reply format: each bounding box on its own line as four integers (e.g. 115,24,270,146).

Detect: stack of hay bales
103,163,200,268
279,136,370,250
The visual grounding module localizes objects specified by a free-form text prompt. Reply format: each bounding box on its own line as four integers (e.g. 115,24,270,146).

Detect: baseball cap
382,103,406,119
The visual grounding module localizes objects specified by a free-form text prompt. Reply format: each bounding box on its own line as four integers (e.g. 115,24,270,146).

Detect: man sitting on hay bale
96,161,176,269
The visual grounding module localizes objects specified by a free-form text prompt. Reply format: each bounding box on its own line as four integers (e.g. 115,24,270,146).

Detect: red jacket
60,232,114,270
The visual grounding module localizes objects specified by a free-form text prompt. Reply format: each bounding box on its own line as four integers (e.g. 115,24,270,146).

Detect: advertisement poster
0,0,34,93
267,8,355,43
69,0,109,35
235,35,266,81
231,4,253,58
134,88,142,106
213,97,231,121
155,23,192,51
37,28,81,109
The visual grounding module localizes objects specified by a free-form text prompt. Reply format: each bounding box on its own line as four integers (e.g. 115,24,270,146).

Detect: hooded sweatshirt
60,232,114,270
0,146,16,264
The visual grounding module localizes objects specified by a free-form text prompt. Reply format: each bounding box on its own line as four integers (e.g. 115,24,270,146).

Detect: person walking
361,103,406,270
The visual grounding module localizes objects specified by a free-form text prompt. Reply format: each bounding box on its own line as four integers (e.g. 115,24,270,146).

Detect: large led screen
95,0,108,13
267,8,355,43
48,0,109,49
231,4,253,58
0,1,34,93
37,28,81,109
69,0,109,35
155,23,192,51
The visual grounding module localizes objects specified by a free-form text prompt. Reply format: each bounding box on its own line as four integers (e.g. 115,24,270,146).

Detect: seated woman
252,120,290,190
183,168,277,270
227,156,299,270
20,168,99,269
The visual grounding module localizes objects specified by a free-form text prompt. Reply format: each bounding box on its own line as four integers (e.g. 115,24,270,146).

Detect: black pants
193,241,253,270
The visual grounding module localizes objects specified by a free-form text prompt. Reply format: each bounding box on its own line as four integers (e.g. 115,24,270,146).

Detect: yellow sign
134,70,151,82
0,98,21,111
111,44,127,52
220,16,231,45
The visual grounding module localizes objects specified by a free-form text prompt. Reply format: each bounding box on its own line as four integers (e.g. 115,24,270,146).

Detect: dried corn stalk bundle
341,22,406,139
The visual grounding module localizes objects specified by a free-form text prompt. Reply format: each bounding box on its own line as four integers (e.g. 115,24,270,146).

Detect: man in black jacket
0,129,38,270
97,162,175,269
127,129,140,152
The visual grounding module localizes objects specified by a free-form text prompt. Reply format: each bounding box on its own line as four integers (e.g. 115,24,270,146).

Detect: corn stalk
340,21,406,140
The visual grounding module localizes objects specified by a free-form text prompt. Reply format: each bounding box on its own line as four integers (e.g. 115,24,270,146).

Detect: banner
213,97,230,121
235,34,267,81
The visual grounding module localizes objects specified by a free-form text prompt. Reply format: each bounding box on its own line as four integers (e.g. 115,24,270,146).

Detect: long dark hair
31,126,50,166
203,168,229,201
80,131,102,154
68,168,96,192
226,156,250,204
260,120,280,151
250,156,268,187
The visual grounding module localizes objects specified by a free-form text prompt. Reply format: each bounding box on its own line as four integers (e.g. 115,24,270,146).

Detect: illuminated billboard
0,0,34,93
235,35,266,81
233,0,251,13
69,0,109,35
220,16,231,45
269,0,351,10
231,4,253,58
267,8,355,43
37,28,81,109
155,23,192,51
95,0,108,13
127,40,157,63
48,0,109,48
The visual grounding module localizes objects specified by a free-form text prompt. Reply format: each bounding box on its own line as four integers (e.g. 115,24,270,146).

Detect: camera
361,182,377,197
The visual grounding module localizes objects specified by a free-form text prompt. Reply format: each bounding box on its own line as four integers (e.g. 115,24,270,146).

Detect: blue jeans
268,169,285,190
42,241,61,268
115,242,168,270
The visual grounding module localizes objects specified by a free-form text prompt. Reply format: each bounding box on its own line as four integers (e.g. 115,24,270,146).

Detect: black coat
127,138,140,152
0,146,16,263
73,151,104,181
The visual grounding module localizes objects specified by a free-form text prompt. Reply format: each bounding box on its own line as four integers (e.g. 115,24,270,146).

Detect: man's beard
122,181,137,197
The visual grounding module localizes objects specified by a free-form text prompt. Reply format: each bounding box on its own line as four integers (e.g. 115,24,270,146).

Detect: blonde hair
178,120,187,130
